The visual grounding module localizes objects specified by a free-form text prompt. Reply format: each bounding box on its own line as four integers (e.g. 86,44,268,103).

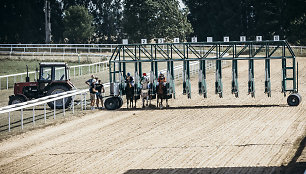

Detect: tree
122,0,193,43
0,0,45,43
184,0,244,41
183,0,306,44
63,5,95,43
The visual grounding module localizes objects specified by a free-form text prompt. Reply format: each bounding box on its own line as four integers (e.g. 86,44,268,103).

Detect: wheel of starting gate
287,93,302,106
105,97,119,110
113,97,123,108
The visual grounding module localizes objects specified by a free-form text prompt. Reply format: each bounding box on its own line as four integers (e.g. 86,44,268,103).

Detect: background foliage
63,5,95,43
0,0,305,45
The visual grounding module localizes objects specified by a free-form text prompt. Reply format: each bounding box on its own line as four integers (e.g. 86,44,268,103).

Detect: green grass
0,59,84,75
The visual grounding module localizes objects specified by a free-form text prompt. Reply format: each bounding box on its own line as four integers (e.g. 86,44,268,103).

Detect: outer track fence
0,61,109,90
0,44,305,57
0,81,110,132
0,44,118,54
0,89,88,132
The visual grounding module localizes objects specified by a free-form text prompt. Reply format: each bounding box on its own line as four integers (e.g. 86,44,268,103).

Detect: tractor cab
39,62,69,82
9,62,74,109
38,62,70,92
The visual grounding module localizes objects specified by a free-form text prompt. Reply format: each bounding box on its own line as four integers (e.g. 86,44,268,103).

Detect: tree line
0,0,305,45
183,0,306,45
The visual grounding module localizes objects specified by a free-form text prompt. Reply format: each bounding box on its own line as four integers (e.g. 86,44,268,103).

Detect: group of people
125,72,166,87
85,72,166,110
86,75,105,110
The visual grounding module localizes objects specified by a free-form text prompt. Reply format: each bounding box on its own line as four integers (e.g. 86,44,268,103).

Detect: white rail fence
0,44,118,54
0,61,109,90
0,44,305,56
0,89,88,132
0,81,110,132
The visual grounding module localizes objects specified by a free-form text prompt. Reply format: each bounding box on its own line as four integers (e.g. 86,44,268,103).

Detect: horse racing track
0,58,305,173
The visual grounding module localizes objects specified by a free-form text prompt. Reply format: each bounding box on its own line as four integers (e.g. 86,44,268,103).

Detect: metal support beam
215,45,223,98
232,46,239,98
248,44,255,97
198,60,207,98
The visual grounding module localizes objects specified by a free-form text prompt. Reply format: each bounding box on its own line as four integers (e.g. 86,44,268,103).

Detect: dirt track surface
0,58,305,173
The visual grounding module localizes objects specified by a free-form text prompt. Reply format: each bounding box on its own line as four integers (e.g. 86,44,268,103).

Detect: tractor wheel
47,85,72,109
105,97,119,110
287,93,302,106
9,95,26,105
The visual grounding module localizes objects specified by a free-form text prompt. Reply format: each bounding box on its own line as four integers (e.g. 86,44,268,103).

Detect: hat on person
143,73,147,76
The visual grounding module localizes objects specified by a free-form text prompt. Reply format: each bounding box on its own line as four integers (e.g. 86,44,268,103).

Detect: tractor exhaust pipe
26,65,30,82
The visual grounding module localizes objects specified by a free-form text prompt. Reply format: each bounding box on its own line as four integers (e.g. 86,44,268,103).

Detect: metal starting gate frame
104,40,302,110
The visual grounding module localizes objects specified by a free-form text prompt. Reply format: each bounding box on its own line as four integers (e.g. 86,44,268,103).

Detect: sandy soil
0,58,305,173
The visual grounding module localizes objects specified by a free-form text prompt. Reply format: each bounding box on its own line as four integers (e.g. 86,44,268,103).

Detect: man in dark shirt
95,80,105,109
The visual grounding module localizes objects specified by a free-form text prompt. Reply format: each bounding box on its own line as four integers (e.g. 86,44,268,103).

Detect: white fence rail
0,44,305,56
0,61,109,90
0,44,118,53
0,81,111,132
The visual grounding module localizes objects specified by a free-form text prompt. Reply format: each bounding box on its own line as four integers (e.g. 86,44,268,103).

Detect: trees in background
63,5,95,43
122,0,193,43
0,0,305,45
0,0,45,43
183,0,306,45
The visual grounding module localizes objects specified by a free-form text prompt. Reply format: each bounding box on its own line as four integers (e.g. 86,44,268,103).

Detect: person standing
89,80,96,110
95,79,105,109
85,75,96,87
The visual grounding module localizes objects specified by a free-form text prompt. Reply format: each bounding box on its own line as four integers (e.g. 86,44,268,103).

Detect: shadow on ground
118,104,288,111
124,133,306,174
123,164,305,174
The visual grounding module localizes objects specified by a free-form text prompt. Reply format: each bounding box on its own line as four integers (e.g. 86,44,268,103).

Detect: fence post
54,101,56,119
84,94,87,110
44,103,47,123
63,98,65,116
8,112,11,132
21,108,23,129
81,93,83,111
33,106,35,126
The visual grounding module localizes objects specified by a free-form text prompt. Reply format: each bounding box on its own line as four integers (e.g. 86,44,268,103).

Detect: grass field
0,59,86,75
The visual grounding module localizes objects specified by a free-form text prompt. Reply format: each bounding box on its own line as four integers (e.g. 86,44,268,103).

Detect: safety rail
0,44,119,54
0,61,109,90
0,89,87,131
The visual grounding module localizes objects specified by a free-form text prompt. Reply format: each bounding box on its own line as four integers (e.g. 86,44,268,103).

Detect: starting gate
104,40,302,110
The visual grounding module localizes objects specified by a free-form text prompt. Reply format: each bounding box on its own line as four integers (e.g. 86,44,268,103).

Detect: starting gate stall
104,40,302,110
